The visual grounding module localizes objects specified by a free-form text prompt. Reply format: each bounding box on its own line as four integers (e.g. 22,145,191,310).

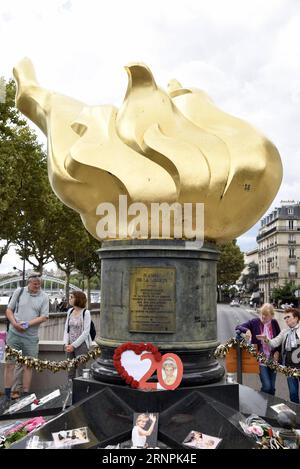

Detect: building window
288,208,294,215
289,220,294,230
289,248,295,258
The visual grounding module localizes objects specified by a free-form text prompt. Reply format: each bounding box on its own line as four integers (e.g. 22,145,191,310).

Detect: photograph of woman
161,358,177,386
131,413,158,448
183,430,222,449
52,426,89,447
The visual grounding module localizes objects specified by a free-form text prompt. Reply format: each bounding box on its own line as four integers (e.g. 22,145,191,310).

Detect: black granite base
8,379,300,449
11,382,253,449
72,377,240,413
0,384,72,421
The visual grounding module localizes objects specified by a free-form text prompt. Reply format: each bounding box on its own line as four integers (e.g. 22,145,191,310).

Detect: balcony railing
257,227,300,241
258,273,278,280
257,226,277,241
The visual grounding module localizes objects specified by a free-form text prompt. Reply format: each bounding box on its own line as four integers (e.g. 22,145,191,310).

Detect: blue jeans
259,365,276,395
287,377,300,404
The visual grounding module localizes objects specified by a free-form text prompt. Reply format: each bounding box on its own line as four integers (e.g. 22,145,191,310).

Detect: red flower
113,341,162,389
125,376,133,385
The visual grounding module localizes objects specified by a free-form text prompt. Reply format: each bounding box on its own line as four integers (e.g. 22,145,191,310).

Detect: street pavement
217,303,291,402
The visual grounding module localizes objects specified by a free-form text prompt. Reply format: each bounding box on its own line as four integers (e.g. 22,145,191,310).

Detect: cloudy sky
1,0,299,273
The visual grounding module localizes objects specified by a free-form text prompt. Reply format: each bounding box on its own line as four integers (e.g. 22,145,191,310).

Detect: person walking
235,303,281,395
3,273,49,404
63,291,92,380
53,298,59,313
257,308,300,403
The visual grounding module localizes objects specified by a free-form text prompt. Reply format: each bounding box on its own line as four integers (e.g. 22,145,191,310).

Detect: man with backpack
3,273,49,405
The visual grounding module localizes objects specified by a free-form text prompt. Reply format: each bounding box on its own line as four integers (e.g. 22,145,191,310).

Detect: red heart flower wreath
113,342,162,389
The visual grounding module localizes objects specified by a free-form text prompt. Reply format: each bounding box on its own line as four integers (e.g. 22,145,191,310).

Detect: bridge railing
0,307,100,341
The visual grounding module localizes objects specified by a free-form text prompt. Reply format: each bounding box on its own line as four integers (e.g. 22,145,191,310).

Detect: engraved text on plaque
129,267,176,333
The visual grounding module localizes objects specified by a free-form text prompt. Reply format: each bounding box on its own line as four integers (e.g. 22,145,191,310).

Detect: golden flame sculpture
13,58,282,242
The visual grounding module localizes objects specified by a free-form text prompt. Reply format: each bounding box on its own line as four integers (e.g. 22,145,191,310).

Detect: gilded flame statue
13,58,282,242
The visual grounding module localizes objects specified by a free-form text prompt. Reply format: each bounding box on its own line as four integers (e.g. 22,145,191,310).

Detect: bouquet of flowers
0,416,46,449
239,415,286,449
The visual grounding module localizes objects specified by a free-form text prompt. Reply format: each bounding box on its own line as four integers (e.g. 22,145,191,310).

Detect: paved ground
217,303,291,402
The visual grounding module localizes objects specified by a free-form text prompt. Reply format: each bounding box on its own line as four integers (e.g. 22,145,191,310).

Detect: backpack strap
14,287,25,315
67,307,74,333
67,308,87,333
82,308,87,333
6,287,24,332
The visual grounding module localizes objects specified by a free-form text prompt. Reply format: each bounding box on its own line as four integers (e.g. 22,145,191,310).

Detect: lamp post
13,265,25,287
19,210,27,287
22,243,26,287
267,257,272,303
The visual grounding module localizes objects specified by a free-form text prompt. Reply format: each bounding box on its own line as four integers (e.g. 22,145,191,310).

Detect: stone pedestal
91,239,224,385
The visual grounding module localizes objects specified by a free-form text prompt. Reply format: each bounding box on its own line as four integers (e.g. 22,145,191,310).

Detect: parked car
230,299,240,307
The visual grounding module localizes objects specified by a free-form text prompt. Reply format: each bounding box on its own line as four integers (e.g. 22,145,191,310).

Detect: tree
0,79,101,291
272,282,300,306
0,78,35,263
241,261,259,293
51,206,92,300
0,78,55,270
74,234,101,309
217,240,244,302
14,177,67,273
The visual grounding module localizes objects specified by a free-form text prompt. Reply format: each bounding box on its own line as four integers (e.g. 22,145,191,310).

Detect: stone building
257,201,300,303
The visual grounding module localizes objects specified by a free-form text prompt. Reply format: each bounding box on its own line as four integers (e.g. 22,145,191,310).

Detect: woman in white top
131,413,157,448
63,291,92,379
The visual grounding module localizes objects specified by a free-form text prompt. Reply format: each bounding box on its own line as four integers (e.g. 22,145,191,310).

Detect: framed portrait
131,413,159,448
182,430,222,449
52,426,89,448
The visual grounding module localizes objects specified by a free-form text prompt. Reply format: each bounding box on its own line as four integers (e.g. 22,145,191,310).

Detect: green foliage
74,234,100,280
272,282,300,304
217,240,244,287
241,261,259,293
70,273,100,290
0,79,45,262
14,177,67,273
3,429,28,448
0,78,101,305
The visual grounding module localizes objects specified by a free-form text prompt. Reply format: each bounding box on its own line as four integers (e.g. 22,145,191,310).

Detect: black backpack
67,308,96,341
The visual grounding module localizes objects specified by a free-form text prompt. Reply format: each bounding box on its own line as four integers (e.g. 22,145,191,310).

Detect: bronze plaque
129,267,176,333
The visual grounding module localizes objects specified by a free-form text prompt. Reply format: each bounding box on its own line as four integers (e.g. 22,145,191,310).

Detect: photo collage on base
103,413,222,449
25,426,90,449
